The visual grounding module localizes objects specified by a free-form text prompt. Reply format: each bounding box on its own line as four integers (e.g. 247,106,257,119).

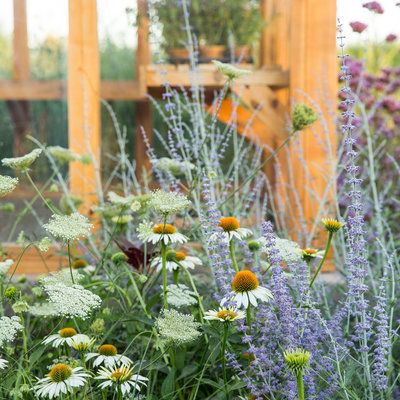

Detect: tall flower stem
161,242,168,309
221,323,229,399
25,171,58,214
173,269,179,284
246,303,252,327
19,313,29,370
229,240,239,272
309,232,333,288
67,241,75,284
296,371,305,400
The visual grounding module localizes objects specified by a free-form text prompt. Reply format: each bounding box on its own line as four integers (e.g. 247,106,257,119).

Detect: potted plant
226,0,265,60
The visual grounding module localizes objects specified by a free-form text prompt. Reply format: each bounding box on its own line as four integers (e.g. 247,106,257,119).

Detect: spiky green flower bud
111,252,128,264
321,218,345,233
283,348,311,374
292,104,318,131
4,286,19,301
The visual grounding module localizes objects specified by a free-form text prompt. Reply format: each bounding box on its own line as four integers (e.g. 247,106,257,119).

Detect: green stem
229,240,239,272
161,242,168,309
25,171,58,214
19,313,29,371
309,232,333,288
173,268,179,284
246,302,252,327
221,323,229,399
67,241,75,284
296,371,305,400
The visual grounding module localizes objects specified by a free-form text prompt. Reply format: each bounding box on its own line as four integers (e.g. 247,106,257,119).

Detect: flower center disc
72,259,88,269
232,270,259,292
98,344,118,356
216,309,237,321
175,251,186,261
59,327,77,338
152,224,177,235
219,217,240,232
303,249,317,255
49,364,72,382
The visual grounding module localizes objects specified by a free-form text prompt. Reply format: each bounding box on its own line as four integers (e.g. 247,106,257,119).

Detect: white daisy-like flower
163,284,198,308
34,364,90,399
43,327,78,348
47,146,79,164
218,217,252,241
43,283,101,320
86,344,132,368
95,365,148,395
69,334,96,352
44,212,92,242
150,250,202,272
2,148,42,172
0,316,23,347
71,259,96,274
301,248,324,262
0,357,8,370
0,175,18,197
139,223,188,245
228,270,273,309
0,259,13,275
212,60,251,81
204,306,245,322
149,190,191,216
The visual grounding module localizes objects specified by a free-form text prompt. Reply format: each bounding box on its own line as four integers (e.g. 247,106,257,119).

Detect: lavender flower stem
309,232,333,288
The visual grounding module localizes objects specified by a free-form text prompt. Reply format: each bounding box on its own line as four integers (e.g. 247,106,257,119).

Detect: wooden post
287,0,337,257
135,0,152,172
68,0,100,210
7,0,30,156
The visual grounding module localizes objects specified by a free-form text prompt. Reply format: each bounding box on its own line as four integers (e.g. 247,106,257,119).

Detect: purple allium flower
385,33,397,42
362,1,384,14
349,21,368,33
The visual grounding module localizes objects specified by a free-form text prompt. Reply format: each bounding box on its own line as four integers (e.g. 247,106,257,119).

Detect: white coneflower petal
86,344,132,368
43,327,78,348
204,306,245,322
141,224,188,245
218,217,252,242
151,251,202,272
70,334,95,352
0,357,8,370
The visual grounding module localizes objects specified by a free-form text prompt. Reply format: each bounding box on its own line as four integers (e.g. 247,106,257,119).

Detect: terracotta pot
234,45,252,60
167,47,190,60
200,45,226,60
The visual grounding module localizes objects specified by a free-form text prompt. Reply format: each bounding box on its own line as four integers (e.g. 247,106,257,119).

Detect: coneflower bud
111,252,128,264
321,218,345,233
247,240,262,252
283,348,311,374
4,286,19,301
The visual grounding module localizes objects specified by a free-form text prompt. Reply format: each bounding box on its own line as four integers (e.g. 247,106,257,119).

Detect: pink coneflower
350,21,368,33
386,34,397,43
363,1,384,14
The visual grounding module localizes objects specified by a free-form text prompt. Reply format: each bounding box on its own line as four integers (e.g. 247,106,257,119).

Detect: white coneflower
40,269,84,287
301,248,324,263
212,60,251,81
2,148,42,172
47,146,79,164
139,223,188,245
44,212,92,242
0,316,23,347
163,284,197,308
95,365,148,395
228,270,273,308
0,259,13,275
204,306,245,322
0,175,18,197
43,283,101,320
148,190,191,216
156,309,201,346
86,344,132,368
34,363,90,399
43,327,78,348
321,218,345,233
151,250,202,272
71,259,96,274
218,217,252,241
69,334,95,352
0,357,8,370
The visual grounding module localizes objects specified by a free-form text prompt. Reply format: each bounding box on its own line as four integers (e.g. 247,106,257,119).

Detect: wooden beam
135,0,152,172
68,0,100,211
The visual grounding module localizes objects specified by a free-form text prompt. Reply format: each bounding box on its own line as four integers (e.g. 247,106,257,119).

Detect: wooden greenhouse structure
0,0,337,273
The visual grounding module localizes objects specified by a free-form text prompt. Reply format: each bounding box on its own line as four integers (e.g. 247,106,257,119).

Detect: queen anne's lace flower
44,213,92,242
163,284,197,308
0,175,18,197
149,190,191,216
2,148,42,171
107,191,141,211
0,316,23,347
212,60,251,80
0,259,13,275
152,157,195,177
40,269,84,287
47,146,79,164
29,302,57,318
43,283,101,320
156,309,201,346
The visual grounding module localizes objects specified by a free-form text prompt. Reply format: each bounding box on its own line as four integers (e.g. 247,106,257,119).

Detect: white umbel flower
0,259,13,275
47,146,79,164
86,344,132,368
95,365,148,395
212,60,251,81
218,217,252,241
34,364,90,399
0,316,22,347
228,270,273,308
44,212,92,242
163,284,197,308
0,357,8,370
139,223,188,245
204,306,245,322
43,283,101,320
40,268,84,287
107,191,140,211
43,327,78,348
151,250,202,272
149,190,191,216
0,175,18,197
2,148,42,172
